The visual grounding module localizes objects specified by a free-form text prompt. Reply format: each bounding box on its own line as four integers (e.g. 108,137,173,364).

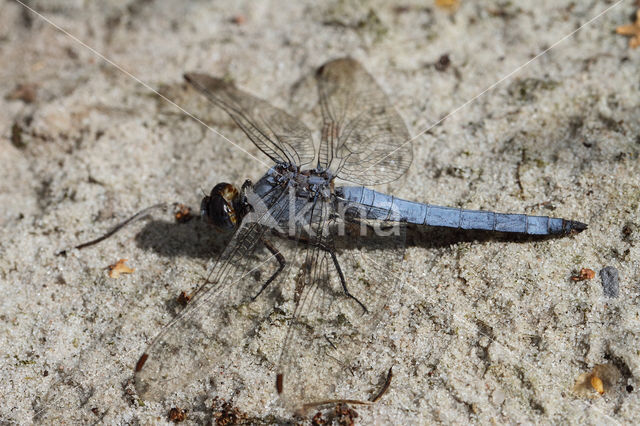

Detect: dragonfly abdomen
337,186,587,235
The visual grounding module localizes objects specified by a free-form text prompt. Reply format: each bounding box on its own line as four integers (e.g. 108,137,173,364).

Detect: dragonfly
125,58,586,413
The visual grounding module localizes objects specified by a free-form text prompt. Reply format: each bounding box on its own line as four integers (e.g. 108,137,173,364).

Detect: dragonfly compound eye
201,183,241,230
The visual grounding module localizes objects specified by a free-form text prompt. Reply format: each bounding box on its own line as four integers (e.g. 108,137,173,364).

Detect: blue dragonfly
127,58,586,413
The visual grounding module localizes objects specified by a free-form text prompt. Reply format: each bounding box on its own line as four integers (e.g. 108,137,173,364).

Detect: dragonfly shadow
404,224,569,249
133,217,569,260
134,216,233,259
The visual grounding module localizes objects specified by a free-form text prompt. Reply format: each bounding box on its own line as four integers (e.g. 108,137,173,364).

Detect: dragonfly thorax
253,163,334,202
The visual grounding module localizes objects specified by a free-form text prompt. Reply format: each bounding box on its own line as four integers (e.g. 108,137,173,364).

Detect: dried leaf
616,10,640,49
108,259,134,278
571,268,596,281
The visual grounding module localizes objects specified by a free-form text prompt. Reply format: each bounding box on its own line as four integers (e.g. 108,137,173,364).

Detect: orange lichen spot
108,259,134,278
571,268,596,281
617,10,640,48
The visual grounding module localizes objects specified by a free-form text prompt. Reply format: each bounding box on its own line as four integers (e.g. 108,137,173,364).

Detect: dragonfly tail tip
570,220,588,233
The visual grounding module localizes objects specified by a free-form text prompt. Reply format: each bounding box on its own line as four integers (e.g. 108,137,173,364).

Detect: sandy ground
1,0,639,424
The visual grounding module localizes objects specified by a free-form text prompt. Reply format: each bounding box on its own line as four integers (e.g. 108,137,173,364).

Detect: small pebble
599,266,619,298
492,389,505,405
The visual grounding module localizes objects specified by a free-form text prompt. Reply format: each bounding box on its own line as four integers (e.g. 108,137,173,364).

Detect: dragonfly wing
134,186,291,401
185,73,315,167
315,58,413,185
275,198,406,412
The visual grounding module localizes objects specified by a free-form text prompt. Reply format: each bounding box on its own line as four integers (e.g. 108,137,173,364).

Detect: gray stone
600,266,620,298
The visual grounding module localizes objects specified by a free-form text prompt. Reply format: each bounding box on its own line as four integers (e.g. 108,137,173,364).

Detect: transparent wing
185,73,315,167
275,197,406,412
315,58,413,185
134,186,291,400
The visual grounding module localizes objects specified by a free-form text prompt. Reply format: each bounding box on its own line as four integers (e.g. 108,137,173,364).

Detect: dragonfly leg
271,229,369,313
241,179,252,192
320,243,368,313
251,238,286,301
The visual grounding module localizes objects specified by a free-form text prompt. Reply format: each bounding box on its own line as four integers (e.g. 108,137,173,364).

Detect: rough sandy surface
1,0,639,424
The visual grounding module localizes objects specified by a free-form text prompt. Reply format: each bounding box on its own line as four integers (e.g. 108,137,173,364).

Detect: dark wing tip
183,72,204,83
315,57,360,78
135,353,149,372
184,73,230,91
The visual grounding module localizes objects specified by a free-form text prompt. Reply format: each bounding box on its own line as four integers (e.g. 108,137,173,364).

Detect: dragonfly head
201,183,245,230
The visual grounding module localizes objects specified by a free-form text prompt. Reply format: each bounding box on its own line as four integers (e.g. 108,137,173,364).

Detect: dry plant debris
573,364,621,397
571,268,596,281
435,0,460,12
168,407,187,422
6,83,38,103
211,397,247,425
174,203,193,223
107,259,134,278
177,291,192,306
616,10,640,48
